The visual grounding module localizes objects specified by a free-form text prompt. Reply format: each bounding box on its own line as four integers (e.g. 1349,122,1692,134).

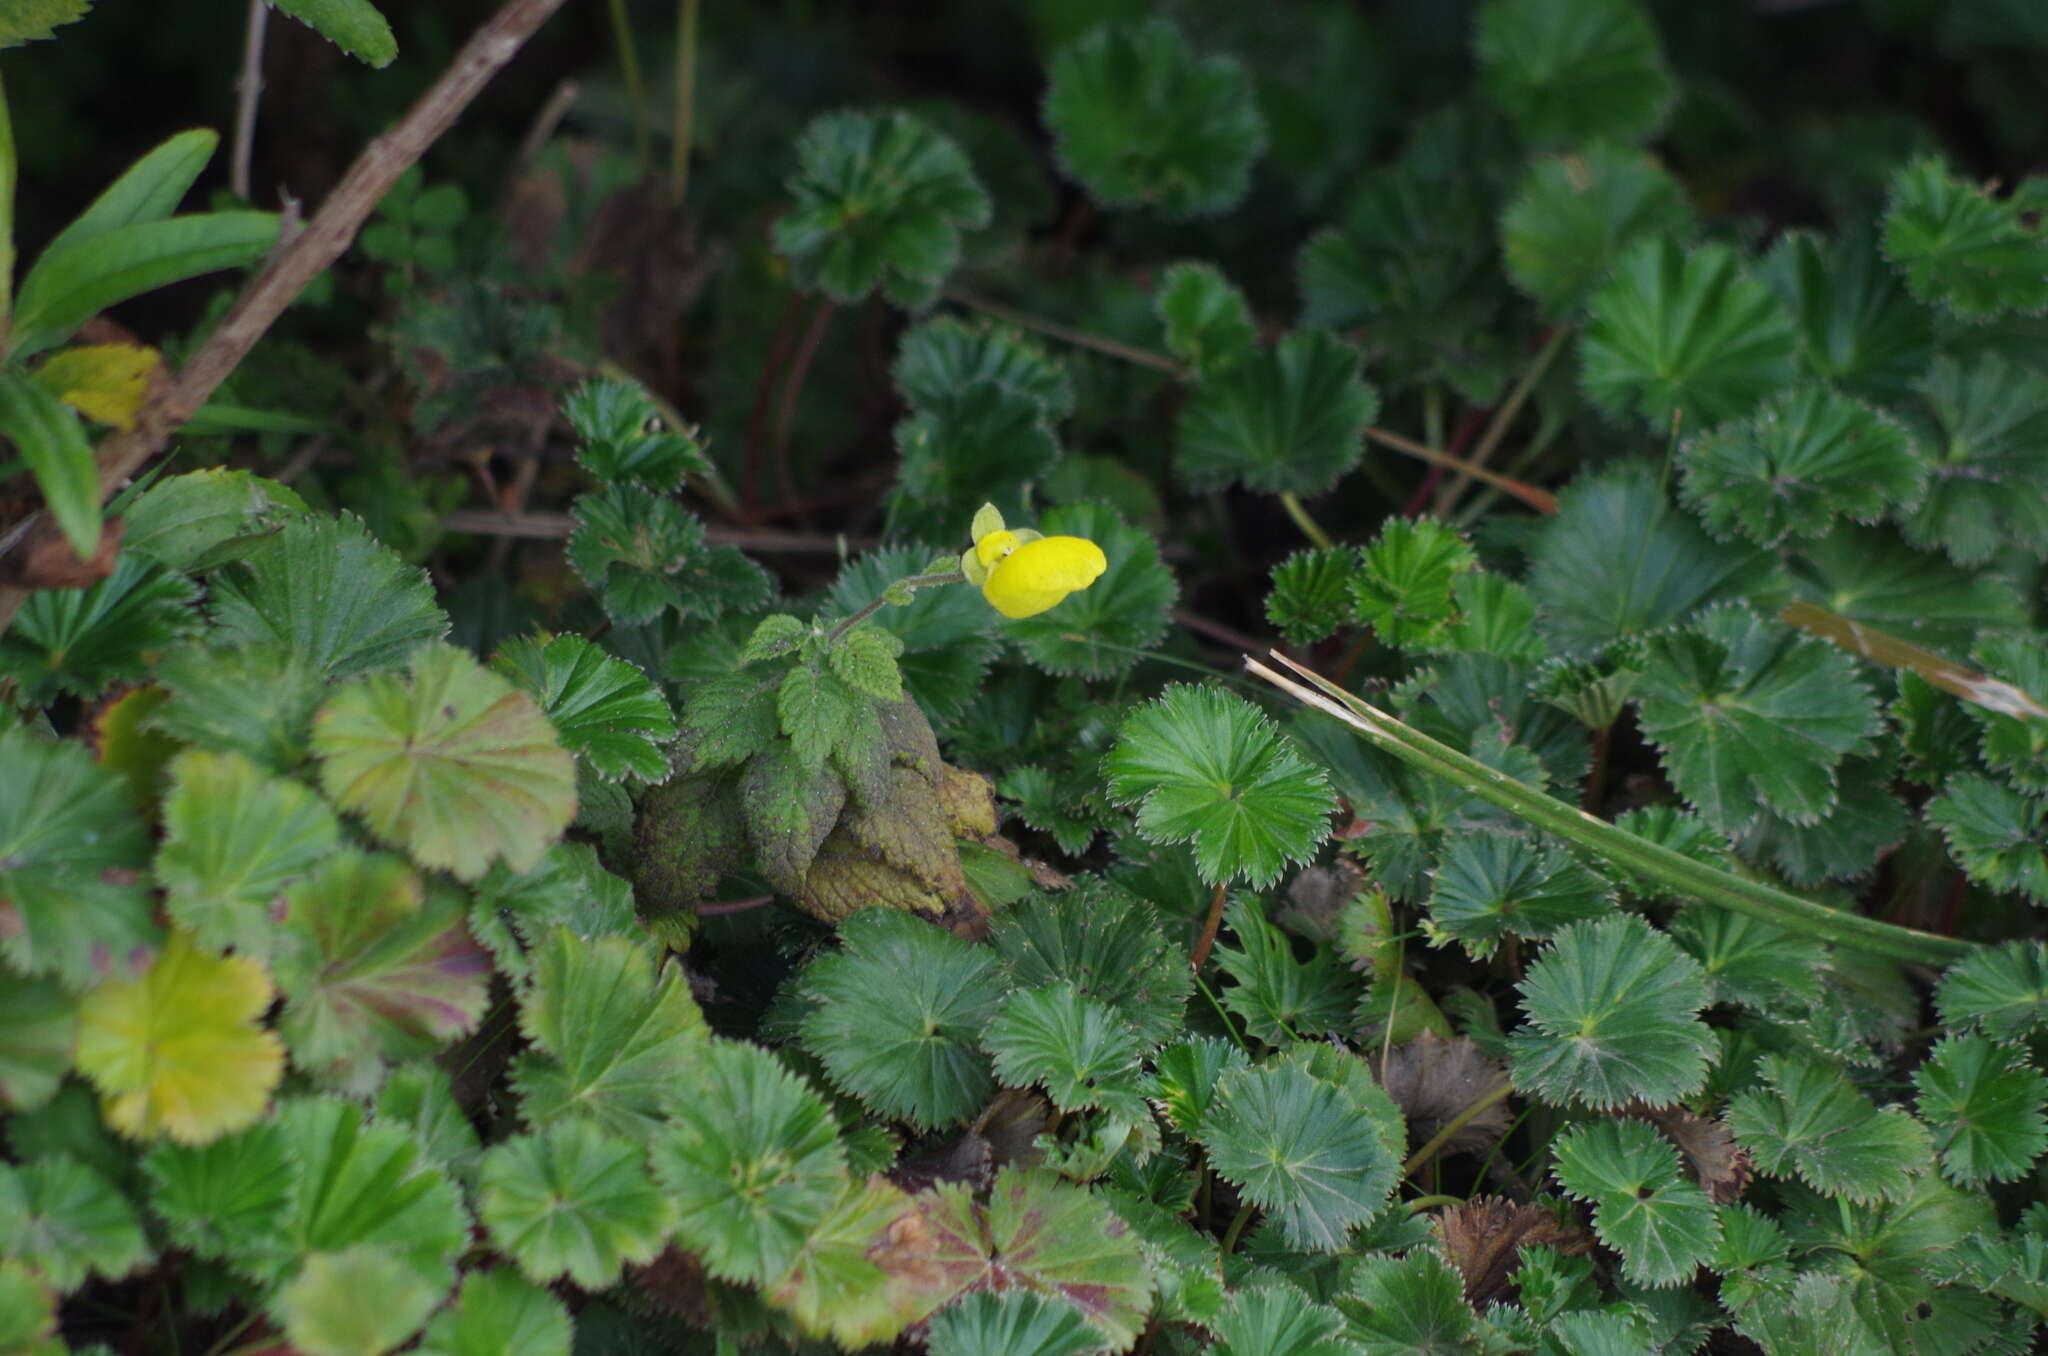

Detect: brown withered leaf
1278,860,1364,943
1623,1102,1753,1204
0,515,124,589
1434,1196,1591,1306
1373,1030,1512,1160
886,1089,1049,1194
628,1245,711,1325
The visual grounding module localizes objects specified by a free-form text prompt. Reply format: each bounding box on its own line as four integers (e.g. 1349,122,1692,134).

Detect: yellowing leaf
32,343,161,431
312,643,577,881
74,930,284,1144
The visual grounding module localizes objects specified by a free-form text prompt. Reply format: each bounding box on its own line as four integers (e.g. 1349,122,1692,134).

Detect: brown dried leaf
1373,1030,1512,1159
0,515,123,589
628,1245,710,1326
1278,860,1364,943
1623,1102,1753,1204
1433,1196,1591,1306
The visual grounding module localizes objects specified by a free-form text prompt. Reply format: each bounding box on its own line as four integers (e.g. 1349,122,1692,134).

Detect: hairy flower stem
1403,1081,1513,1177
823,569,966,646
1247,651,1978,966
1278,492,1335,549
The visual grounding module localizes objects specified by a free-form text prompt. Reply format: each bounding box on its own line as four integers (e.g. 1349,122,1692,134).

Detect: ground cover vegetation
3,0,2048,1351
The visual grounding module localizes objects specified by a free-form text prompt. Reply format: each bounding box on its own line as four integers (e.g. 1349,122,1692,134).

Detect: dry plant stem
1190,880,1229,972
230,0,269,201
1365,426,1557,513
1431,325,1569,517
944,287,1184,374
607,0,651,170
0,0,572,637
1278,491,1334,549
440,507,876,555
670,0,700,206
1402,1081,1513,1177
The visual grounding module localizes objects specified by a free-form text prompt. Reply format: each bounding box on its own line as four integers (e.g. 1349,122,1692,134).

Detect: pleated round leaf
1175,330,1379,496
478,1121,672,1290
271,1246,441,1356
1476,0,1676,148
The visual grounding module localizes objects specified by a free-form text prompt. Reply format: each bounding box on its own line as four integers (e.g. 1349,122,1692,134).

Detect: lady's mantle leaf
1212,895,1357,1044
893,315,1073,422
512,930,707,1145
0,727,156,988
1963,635,2048,793
75,930,284,1145
469,843,637,985
1351,517,1476,651
1003,502,1176,679
568,484,772,625
1208,1285,1355,1356
926,1290,1107,1356
797,908,1005,1130
772,109,991,308
0,1156,151,1292
1042,21,1265,219
1475,0,1675,148
478,1120,671,1290
1553,1118,1720,1288
1157,261,1257,377
1727,1054,1931,1204
271,1096,469,1282
274,852,490,1090
0,970,76,1112
208,514,448,679
142,1122,294,1263
1679,384,1923,547
1197,1060,1401,1251
1912,1035,2048,1186
1342,1251,1480,1354
155,749,340,960
1104,685,1336,888
650,1038,847,1285
1634,608,1880,831
1266,548,1358,647
917,1166,1153,1346
491,633,676,783
1508,915,1714,1110
764,1177,934,1348
1926,775,2048,905
984,983,1147,1117
0,553,200,702
1881,157,2048,320
562,378,709,491
415,1268,572,1356
313,642,576,881
1501,142,1693,315
1900,355,2048,565
987,881,1189,1049
1426,832,1610,957
1938,942,2048,1043
886,380,1060,543
151,640,324,774
271,1246,440,1356
1581,238,1800,431
1759,227,1932,395
1175,330,1379,496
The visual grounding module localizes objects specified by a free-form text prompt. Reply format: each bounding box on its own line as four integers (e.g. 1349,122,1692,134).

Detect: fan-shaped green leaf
764,1177,933,1348
1759,227,1933,394
478,1120,671,1290
1147,1036,1250,1137
1913,1035,2048,1186
120,466,305,572
511,930,707,1144
562,378,708,491
155,749,339,961
1635,608,1881,831
1266,547,1358,647
1210,1285,1357,1356
1351,518,1476,651
469,843,636,984
1508,915,1714,1109
151,640,324,774
0,728,155,988
985,983,1147,1115
1737,751,1909,884
1553,1118,1719,1287
886,379,1060,542
1002,502,1176,678
141,1121,293,1264
415,1268,571,1356
1175,329,1379,496
491,633,675,783
1340,1250,1480,1355
772,109,991,307
893,316,1072,420
1900,355,2048,564
797,907,1004,1129
1212,894,1357,1043
1475,0,1675,148
987,881,1189,1048
1727,1054,1930,1204
270,1096,469,1284
1964,634,2048,792
1043,21,1264,218
568,483,771,625
651,1038,846,1285
1157,261,1257,377
1199,1060,1401,1251
925,1290,1107,1356
0,1156,150,1292
1928,776,2048,905
1881,157,2048,320
1788,524,2026,653
1581,238,1801,431
313,643,576,881
1666,905,1823,1011
1105,685,1335,888
1502,142,1692,314
0,969,75,1112
208,514,447,678
1426,832,1610,956
1680,385,1923,546
271,1245,439,1356
0,552,199,702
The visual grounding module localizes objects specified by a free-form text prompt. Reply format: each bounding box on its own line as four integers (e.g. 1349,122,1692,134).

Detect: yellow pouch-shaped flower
960,502,1108,618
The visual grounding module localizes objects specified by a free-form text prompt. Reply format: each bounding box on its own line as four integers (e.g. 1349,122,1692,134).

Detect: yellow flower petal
974,528,1022,569
981,535,1109,619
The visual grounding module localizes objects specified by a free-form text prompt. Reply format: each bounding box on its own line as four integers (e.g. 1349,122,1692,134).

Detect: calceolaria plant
9,0,2048,1352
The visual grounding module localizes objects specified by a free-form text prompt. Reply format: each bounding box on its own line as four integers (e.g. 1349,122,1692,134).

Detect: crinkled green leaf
561,378,708,491
1727,1053,1931,1204
651,1038,846,1285
478,1120,670,1290
141,1120,293,1264
1634,608,1881,831
1553,1118,1720,1287
415,1268,571,1356
997,765,1100,856
1042,20,1264,218
1475,0,1675,148
1426,832,1611,957
1105,685,1335,888
772,109,990,307
512,930,707,1144
1759,226,1933,394
1199,1060,1401,1252
151,640,324,774
798,908,1004,1129
1900,354,2048,564
1508,915,1714,1109
1212,895,1357,1043
1788,523,2027,653
271,1096,469,1283
568,483,771,625
1666,905,1824,1011
1965,634,2048,792
271,1246,439,1356
1680,384,1923,546
1881,157,2048,319
375,1064,482,1180
313,643,576,881
1266,547,1358,647
1147,1036,1249,1138
155,749,340,961
1736,751,1909,885
764,1176,932,1347
987,881,1189,1048
1939,941,2048,1043
886,379,1060,543
469,843,636,984
0,728,156,988
926,1288,1107,1356
1175,329,1379,496
1350,517,1476,651
1210,1285,1357,1356
0,1156,150,1293
0,552,199,702
208,514,447,678
1157,261,1257,377
1003,502,1176,679
1501,142,1692,314
1340,1249,1479,1355
1580,238,1801,430
491,632,675,782
1913,1034,2048,1186
893,316,1072,420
